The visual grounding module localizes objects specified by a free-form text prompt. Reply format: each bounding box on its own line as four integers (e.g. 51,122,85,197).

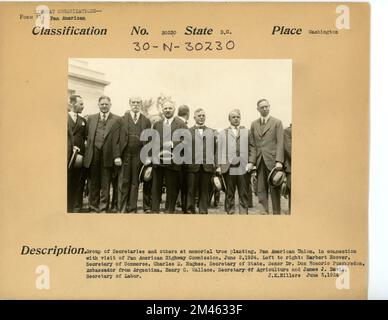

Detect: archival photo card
67,58,292,215
0,2,369,299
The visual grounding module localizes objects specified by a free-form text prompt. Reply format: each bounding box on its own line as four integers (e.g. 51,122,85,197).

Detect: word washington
21,245,85,256
32,26,108,36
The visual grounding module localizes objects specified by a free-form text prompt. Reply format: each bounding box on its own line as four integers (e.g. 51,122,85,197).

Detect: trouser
143,180,152,211
187,166,212,214
245,172,253,208
224,171,249,214
87,147,112,213
179,168,188,213
151,166,180,213
117,151,142,212
110,168,119,212
67,166,86,213
208,187,220,207
257,159,281,214
286,172,291,212
67,169,74,213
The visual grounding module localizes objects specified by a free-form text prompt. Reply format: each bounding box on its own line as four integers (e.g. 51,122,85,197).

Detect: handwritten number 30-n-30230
132,41,235,52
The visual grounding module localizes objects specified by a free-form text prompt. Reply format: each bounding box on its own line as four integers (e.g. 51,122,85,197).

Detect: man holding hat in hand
67,94,87,213
246,99,284,214
151,101,187,213
113,97,151,213
83,95,120,213
218,109,249,214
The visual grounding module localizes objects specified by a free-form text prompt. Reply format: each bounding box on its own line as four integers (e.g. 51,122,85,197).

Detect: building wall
68,59,110,116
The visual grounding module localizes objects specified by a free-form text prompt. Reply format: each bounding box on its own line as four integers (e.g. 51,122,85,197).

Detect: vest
126,117,143,153
94,118,106,150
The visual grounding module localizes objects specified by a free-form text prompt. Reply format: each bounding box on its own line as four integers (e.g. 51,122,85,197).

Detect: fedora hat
73,154,83,169
212,174,227,192
158,149,174,163
268,167,286,188
139,164,153,183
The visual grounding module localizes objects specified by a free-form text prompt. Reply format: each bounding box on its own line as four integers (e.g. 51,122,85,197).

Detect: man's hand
144,157,152,165
275,162,283,170
246,163,254,172
73,146,80,153
114,157,122,166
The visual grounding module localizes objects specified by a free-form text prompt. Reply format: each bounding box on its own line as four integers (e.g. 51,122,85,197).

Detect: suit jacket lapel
261,117,273,136
103,114,115,140
123,113,131,132
140,114,147,130
74,115,85,134
254,119,262,138
228,126,238,141
68,114,76,134
137,113,142,128
128,112,138,126
89,114,98,141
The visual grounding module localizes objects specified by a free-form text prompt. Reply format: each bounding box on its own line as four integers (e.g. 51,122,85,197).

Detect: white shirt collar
260,115,270,124
100,112,110,119
164,117,173,125
130,111,139,121
69,111,78,122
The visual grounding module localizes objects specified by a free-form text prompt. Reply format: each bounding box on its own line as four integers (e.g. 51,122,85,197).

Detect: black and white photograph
67,58,292,215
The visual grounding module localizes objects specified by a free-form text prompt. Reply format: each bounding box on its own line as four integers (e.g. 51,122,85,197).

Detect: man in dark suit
247,99,284,214
151,101,187,213
176,105,190,213
186,108,216,214
83,95,120,213
67,95,87,213
283,124,292,212
113,97,151,213
218,109,249,214
67,107,74,212
142,114,162,213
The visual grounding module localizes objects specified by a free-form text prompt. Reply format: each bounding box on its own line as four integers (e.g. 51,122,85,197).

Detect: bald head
178,105,190,120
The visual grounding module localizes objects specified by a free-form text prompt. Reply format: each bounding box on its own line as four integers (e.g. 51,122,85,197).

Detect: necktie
165,119,170,126
133,112,138,123
260,119,265,135
102,113,106,123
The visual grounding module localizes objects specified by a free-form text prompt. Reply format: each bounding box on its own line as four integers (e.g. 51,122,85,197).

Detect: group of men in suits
67,95,292,214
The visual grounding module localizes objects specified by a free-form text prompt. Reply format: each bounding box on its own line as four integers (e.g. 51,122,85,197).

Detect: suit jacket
284,125,292,173
186,125,217,174
68,113,87,155
248,116,284,170
112,112,151,159
152,117,187,171
218,126,248,174
83,113,120,168
67,123,74,165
